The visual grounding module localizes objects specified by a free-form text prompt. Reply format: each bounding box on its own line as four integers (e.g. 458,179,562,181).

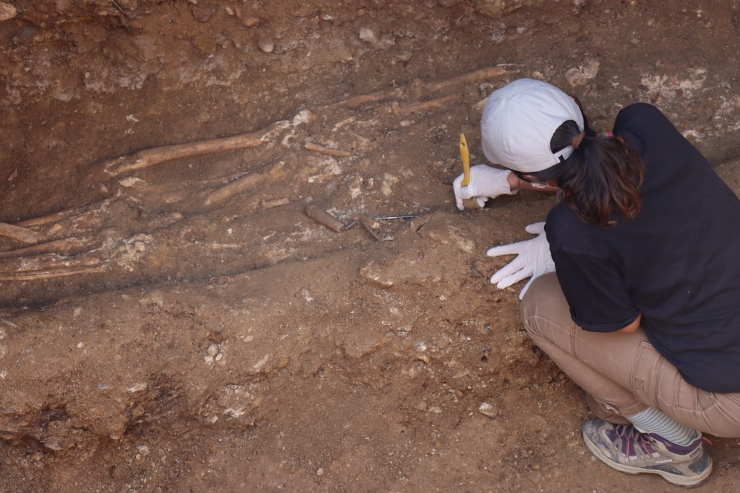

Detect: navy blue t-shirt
545,103,740,393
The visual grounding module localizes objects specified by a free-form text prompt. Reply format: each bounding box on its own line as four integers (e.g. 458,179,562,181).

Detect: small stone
359,28,378,44
316,468,325,477
258,38,274,53
478,401,499,418
581,59,600,79
0,2,17,21
397,51,412,62
77,342,84,349
214,353,223,362
207,343,219,357
137,445,150,457
204,355,214,365
243,17,260,27
565,59,600,87
564,67,587,87
415,341,428,352
429,406,443,414
190,4,218,22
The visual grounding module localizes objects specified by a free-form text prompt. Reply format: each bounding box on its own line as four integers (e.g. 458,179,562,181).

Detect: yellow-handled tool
460,134,471,186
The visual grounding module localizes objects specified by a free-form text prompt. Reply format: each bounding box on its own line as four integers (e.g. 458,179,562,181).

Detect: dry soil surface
1,1,740,492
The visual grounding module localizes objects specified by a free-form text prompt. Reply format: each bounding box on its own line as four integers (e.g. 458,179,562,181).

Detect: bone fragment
262,198,290,210
0,266,105,282
305,143,351,158
317,66,505,113
0,255,104,281
401,95,461,114
424,66,507,93
305,205,345,233
0,222,41,244
0,3,16,21
351,213,381,229
204,173,268,206
0,238,95,260
103,121,290,176
16,209,78,227
321,88,404,111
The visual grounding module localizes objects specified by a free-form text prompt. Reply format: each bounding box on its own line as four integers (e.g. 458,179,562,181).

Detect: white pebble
77,342,84,349
316,468,325,477
258,39,274,53
207,343,219,357
359,28,377,44
138,445,150,456
127,383,147,393
478,402,499,419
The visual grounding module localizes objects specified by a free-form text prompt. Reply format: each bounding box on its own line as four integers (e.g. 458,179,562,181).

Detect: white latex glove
453,165,516,211
487,222,555,300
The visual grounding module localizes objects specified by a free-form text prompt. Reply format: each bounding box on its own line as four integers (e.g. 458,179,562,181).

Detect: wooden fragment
0,222,41,244
204,173,268,206
305,143,351,158
305,205,345,233
103,121,290,176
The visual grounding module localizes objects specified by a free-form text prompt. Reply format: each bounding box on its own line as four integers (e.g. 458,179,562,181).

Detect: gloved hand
487,222,555,300
453,165,516,210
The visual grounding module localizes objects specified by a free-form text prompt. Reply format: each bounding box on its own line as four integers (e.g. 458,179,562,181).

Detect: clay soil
1,1,740,492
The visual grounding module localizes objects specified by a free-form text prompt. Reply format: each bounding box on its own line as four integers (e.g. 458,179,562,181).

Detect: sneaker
582,418,712,487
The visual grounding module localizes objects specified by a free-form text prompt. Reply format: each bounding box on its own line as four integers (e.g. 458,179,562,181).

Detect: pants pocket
630,341,665,409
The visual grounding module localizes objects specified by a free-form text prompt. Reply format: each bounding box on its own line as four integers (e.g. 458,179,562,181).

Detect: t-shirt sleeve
551,249,641,332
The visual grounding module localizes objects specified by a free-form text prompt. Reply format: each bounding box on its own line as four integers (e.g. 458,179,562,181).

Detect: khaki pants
521,273,740,438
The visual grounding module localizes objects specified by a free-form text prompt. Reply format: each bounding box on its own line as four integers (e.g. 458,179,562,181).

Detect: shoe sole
582,430,713,488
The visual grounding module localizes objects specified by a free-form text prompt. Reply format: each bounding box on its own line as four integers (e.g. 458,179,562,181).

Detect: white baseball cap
481,78,584,173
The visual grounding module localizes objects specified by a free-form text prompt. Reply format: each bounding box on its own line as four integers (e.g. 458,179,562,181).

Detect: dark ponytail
518,102,644,226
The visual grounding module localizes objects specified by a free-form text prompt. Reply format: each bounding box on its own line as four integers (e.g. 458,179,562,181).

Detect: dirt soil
1,0,740,492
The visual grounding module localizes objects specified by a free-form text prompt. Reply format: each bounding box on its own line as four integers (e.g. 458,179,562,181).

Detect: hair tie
572,132,586,149
599,131,614,139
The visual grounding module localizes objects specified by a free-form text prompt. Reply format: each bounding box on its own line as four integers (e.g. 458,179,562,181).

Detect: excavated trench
1,1,740,491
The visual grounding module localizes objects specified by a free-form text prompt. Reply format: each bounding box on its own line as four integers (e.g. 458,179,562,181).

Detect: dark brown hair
516,101,644,226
